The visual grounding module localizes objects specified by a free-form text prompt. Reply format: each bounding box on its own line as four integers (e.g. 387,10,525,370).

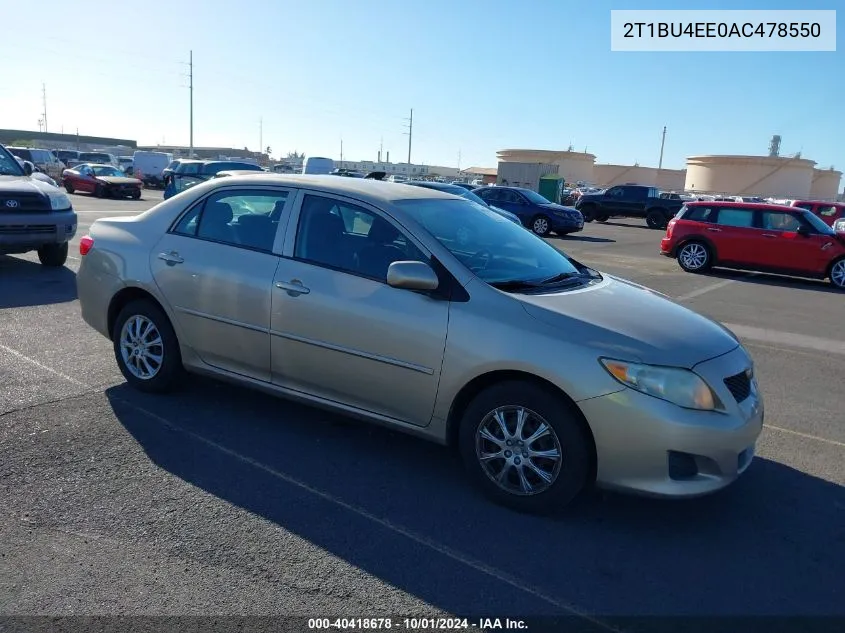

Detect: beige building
809,167,843,200
497,149,596,185
684,155,820,199
592,164,686,191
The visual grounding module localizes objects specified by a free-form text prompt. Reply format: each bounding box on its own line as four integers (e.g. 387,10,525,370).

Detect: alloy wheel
119,315,164,380
831,260,845,288
475,406,563,496
532,217,549,235
679,243,708,270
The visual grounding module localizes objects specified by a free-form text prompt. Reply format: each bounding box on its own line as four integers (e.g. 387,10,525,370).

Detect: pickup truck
574,184,685,230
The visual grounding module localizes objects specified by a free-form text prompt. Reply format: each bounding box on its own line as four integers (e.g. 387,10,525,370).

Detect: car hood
539,202,581,214
518,274,739,368
0,174,59,194
96,176,142,185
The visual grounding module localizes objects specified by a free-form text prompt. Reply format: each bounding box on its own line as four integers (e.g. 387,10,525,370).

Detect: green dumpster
538,175,564,204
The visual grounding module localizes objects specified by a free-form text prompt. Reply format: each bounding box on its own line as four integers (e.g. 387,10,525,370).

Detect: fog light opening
668,451,699,481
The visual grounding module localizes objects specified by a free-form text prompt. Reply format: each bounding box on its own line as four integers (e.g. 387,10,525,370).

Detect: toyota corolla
76,175,763,514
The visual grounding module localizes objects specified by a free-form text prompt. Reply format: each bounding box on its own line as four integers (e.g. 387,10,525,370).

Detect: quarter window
293,194,426,282
716,208,754,228
172,189,290,252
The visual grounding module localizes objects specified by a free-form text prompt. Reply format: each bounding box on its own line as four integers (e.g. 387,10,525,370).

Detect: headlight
599,358,723,411
50,193,71,210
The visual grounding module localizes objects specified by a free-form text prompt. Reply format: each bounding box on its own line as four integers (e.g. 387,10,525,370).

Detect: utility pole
189,50,194,158
41,83,48,133
340,138,343,164
658,125,667,169
259,117,263,162
403,108,413,165
457,149,461,172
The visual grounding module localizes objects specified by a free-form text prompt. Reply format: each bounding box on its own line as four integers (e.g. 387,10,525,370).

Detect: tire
95,184,107,198
646,209,668,230
64,182,74,194
37,242,68,267
829,258,845,290
595,214,609,223
458,380,591,515
112,299,184,393
131,189,142,200
579,204,596,222
530,215,551,237
677,240,712,273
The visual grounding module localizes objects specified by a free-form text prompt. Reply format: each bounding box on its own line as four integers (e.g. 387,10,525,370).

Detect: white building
336,160,461,179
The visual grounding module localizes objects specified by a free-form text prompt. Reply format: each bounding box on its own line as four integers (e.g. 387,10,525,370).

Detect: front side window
606,187,622,198
294,195,426,281
761,211,802,232
519,189,552,205
394,198,581,285
92,166,125,177
0,146,25,176
716,208,754,228
173,189,290,252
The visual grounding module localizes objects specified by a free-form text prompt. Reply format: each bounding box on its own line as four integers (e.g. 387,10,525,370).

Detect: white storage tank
497,149,596,186
809,168,842,200
685,155,816,198
593,164,659,187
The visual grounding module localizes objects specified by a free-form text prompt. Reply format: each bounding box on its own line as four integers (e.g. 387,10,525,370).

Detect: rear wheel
37,242,68,267
531,215,551,236
131,189,142,200
112,299,184,393
646,209,668,230
579,204,596,222
677,240,712,273
829,258,845,290
595,214,609,223
458,380,591,515
64,182,74,194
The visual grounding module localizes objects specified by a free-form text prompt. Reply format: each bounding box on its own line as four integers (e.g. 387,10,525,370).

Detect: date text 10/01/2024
308,618,528,630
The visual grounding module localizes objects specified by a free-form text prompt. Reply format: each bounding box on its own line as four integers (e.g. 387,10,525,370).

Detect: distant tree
9,140,36,147
265,146,272,156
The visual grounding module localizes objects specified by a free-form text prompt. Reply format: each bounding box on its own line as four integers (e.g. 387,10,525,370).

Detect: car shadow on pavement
707,268,841,294
554,234,616,243
0,255,77,308
106,378,845,622
599,221,655,231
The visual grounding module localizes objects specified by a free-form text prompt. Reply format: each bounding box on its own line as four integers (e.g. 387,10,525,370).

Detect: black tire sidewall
678,241,711,273
646,210,667,229
37,242,68,267
458,380,591,515
112,299,183,393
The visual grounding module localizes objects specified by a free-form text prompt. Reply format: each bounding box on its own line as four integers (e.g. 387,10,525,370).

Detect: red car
660,201,845,290
62,163,143,199
789,200,845,227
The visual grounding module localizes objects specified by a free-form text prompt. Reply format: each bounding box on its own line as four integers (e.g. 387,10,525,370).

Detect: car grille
0,193,50,212
0,224,56,235
724,370,752,403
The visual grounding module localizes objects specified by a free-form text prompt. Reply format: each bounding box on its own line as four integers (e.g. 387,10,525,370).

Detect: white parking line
765,424,845,449
112,395,621,633
724,323,845,356
0,343,88,387
673,278,740,301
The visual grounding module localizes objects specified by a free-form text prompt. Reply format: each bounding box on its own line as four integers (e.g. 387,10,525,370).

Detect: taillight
666,219,676,237
79,235,94,256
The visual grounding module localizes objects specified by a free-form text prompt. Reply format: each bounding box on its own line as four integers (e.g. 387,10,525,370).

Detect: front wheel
646,209,668,230
64,182,74,194
131,189,142,200
579,205,596,222
829,258,845,290
458,380,591,515
37,242,68,267
112,299,184,393
677,241,712,273
95,185,107,198
531,215,551,236
595,214,609,223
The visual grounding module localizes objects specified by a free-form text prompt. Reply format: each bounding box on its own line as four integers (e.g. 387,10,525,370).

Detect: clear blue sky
1,0,842,171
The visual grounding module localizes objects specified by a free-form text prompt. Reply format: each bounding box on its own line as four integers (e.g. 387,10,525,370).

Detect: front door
150,187,294,381
756,209,831,275
270,193,449,427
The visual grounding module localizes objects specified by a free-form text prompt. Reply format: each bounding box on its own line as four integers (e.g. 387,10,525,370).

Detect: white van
133,150,174,187
302,156,334,175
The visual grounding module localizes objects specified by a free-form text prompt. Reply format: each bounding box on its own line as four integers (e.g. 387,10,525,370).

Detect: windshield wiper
489,279,545,290
537,272,584,285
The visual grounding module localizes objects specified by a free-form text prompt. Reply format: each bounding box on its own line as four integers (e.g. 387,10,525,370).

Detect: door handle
275,280,310,296
706,227,722,232
157,251,184,264
762,233,777,238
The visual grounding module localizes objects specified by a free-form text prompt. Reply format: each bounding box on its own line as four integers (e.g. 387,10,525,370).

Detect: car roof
406,180,463,191
201,173,459,203
792,199,845,205
685,200,798,210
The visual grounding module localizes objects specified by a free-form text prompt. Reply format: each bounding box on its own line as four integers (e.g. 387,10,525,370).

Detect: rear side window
817,205,838,217
716,208,754,228
683,206,716,223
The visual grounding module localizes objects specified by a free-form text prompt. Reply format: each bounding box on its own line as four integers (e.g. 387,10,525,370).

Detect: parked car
405,180,523,227
473,185,583,236
161,159,185,186
62,163,144,199
78,151,119,168
133,151,174,188
789,200,845,227
575,184,684,229
76,174,763,514
14,157,58,188
660,201,845,289
6,146,65,181
163,160,265,199
302,156,334,175
54,149,81,168
118,156,134,175
0,143,76,267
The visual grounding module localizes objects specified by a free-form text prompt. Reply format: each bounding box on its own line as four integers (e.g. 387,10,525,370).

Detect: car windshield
92,166,125,177
0,147,26,176
395,198,583,286
802,210,835,235
519,189,553,205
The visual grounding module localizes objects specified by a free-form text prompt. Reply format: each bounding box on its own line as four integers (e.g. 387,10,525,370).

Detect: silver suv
0,144,77,267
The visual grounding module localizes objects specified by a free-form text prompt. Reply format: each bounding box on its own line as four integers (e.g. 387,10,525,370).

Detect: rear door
710,206,762,265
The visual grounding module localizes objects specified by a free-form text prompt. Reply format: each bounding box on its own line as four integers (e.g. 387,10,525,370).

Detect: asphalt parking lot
1,190,843,629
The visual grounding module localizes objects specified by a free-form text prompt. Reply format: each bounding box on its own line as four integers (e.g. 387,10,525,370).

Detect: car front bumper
0,209,77,253
579,345,764,498
551,214,584,233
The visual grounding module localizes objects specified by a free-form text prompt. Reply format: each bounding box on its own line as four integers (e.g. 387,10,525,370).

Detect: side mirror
386,261,439,291
23,162,33,176
797,225,811,237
